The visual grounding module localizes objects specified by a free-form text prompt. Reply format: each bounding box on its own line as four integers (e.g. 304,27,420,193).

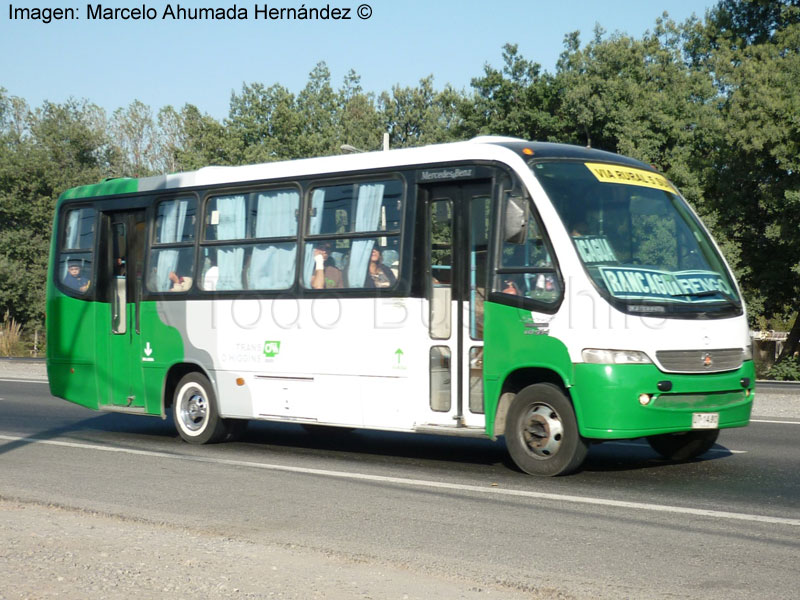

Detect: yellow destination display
584,162,674,193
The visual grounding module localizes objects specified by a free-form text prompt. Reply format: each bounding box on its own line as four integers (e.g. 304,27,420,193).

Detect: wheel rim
178,385,208,433
520,403,564,459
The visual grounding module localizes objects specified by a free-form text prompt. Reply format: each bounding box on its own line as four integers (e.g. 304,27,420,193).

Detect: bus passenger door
423,181,491,430
105,210,147,408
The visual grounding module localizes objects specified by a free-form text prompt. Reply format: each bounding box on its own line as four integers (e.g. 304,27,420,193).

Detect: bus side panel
482,301,574,436
46,294,101,410
155,298,423,430
140,301,188,415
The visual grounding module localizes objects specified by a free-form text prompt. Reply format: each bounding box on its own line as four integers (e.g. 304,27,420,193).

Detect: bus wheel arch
493,367,571,437
163,363,203,414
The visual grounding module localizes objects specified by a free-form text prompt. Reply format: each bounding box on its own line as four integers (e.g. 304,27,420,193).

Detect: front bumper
570,361,755,439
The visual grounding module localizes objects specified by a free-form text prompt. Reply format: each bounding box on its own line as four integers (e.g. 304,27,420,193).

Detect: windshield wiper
671,289,740,306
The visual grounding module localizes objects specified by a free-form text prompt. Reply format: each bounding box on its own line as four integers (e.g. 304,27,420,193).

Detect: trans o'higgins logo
702,352,713,369
263,341,281,358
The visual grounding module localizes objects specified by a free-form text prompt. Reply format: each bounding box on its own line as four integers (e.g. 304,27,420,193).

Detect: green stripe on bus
60,178,138,199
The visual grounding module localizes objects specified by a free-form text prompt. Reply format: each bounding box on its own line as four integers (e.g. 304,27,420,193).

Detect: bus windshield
530,160,741,316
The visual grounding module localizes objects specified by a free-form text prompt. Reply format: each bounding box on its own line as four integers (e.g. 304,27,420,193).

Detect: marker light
581,349,653,365
522,147,534,155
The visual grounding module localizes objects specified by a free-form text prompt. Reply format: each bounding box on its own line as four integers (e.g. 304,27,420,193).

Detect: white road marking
750,419,800,425
0,378,49,384
1,434,798,528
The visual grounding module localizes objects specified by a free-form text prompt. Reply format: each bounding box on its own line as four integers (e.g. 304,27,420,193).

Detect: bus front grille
655,348,744,373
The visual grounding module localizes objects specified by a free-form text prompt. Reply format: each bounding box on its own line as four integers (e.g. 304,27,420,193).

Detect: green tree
109,99,159,177
707,0,800,47
0,95,112,325
227,63,384,158
460,43,560,141
226,82,303,163
295,62,339,156
379,75,463,148
156,105,187,174
177,103,237,169
553,20,717,186
692,1,800,357
337,70,382,152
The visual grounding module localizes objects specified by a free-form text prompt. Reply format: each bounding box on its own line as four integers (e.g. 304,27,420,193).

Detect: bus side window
470,194,491,340
494,196,561,307
209,189,300,292
147,197,197,293
59,206,97,296
303,179,403,290
429,199,452,339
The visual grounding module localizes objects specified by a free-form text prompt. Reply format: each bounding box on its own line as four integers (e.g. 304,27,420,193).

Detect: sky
1,0,718,121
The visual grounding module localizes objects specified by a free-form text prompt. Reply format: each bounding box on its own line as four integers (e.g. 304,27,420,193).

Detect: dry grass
0,310,23,357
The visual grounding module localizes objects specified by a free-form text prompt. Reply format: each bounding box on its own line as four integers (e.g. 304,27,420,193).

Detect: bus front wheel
505,383,588,476
173,372,228,444
646,430,719,461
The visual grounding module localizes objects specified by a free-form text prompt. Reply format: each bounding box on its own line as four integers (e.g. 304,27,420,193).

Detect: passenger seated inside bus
168,271,192,292
571,221,589,236
382,248,399,278
311,242,343,289
147,246,195,293
364,247,396,288
501,278,520,295
202,264,219,291
63,258,90,292
200,249,219,291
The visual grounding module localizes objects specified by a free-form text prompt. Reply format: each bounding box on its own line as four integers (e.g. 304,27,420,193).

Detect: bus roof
58,137,653,201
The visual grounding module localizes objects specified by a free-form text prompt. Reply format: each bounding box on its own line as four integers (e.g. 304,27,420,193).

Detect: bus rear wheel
646,430,719,461
173,372,228,444
505,383,588,476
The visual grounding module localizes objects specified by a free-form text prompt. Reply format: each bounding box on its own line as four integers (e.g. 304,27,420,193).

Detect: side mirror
503,193,529,244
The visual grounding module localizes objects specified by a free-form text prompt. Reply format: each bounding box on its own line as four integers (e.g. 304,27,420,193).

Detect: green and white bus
46,136,754,476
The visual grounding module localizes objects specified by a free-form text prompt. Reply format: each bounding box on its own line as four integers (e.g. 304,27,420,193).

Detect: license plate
692,412,719,429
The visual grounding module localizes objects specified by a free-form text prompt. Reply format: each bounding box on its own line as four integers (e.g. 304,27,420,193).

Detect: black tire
173,372,228,444
505,383,588,476
647,430,719,461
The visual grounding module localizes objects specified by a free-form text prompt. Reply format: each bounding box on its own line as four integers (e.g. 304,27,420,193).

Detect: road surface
1,363,799,599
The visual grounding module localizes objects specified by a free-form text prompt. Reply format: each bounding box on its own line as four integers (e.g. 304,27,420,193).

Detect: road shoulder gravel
0,498,547,600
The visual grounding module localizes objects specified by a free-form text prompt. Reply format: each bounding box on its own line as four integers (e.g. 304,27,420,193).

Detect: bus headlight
581,349,653,364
